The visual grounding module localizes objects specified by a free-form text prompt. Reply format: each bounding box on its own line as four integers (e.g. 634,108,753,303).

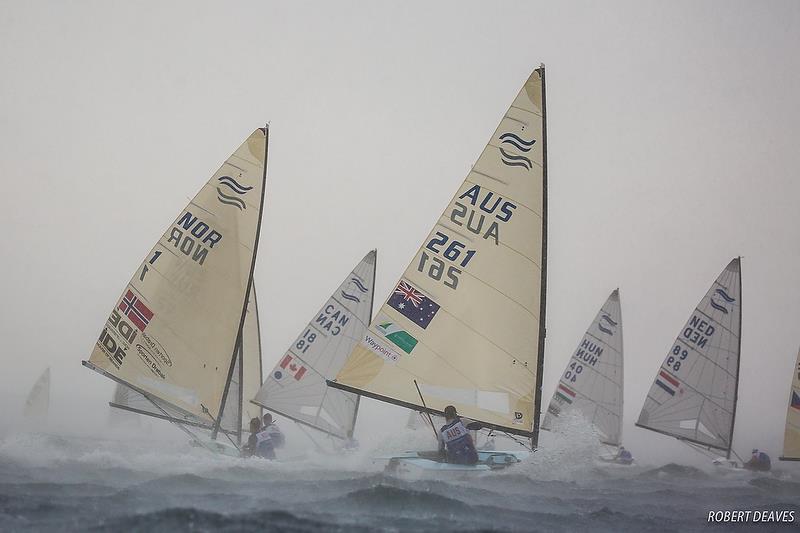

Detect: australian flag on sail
118,289,154,332
387,279,440,329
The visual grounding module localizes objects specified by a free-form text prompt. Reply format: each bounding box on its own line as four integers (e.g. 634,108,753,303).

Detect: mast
212,124,270,440
532,63,548,449
347,249,377,439
236,343,244,445
726,256,743,460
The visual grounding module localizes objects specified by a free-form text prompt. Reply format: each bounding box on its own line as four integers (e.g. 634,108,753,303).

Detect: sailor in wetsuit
438,405,479,465
744,449,771,471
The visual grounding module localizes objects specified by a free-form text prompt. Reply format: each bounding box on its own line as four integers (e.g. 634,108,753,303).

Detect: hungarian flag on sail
556,383,576,404
118,289,153,331
279,354,307,380
387,279,440,329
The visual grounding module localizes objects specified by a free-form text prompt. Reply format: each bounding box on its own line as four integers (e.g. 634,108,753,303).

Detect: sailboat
83,127,269,454
636,258,743,465
779,347,800,461
24,367,50,420
328,66,548,473
542,289,626,461
252,250,376,443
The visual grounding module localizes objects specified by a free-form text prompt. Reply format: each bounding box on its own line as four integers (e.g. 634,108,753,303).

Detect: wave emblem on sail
542,290,624,446
253,250,377,439
330,67,548,439
636,258,742,454
85,128,268,429
216,175,253,210
499,132,535,170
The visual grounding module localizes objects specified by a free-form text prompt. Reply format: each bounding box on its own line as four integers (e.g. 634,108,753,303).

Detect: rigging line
202,406,241,452
414,380,441,443
500,430,534,452
141,392,205,446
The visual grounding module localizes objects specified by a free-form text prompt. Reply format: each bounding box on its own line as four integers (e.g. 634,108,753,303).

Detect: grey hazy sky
1,1,798,463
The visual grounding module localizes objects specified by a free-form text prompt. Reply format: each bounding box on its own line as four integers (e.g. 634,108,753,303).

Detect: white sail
24,367,50,419
85,128,268,429
253,251,376,439
780,347,800,461
331,67,548,439
636,258,742,454
542,289,623,446
241,284,264,426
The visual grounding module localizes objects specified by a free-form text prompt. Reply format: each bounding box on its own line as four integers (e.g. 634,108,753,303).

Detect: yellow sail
85,128,268,425
781,347,800,461
331,68,547,438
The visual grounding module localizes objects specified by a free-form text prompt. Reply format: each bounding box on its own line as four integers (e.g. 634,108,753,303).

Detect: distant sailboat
252,250,376,440
24,367,50,420
83,127,269,452
779,347,800,461
636,258,742,462
542,290,624,449
329,66,548,471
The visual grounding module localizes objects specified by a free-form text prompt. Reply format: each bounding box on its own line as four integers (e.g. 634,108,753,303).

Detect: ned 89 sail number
666,345,689,372
418,231,476,289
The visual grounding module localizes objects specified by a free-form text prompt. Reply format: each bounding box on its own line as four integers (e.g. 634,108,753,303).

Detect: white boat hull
383,450,528,476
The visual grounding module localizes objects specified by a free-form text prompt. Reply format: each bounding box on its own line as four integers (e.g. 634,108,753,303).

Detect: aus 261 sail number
416,184,518,290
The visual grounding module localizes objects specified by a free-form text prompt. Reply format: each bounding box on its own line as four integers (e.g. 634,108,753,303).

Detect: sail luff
532,63,548,448
780,347,800,461
726,257,743,459
347,249,377,439
212,125,270,440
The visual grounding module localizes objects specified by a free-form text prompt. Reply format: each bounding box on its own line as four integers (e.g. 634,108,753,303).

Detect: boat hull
384,450,528,476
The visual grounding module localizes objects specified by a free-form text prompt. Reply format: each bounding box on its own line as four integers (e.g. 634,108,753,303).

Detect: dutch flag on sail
656,369,680,396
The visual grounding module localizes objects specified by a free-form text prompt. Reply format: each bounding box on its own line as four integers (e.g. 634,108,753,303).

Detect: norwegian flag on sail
280,354,307,380
118,289,154,331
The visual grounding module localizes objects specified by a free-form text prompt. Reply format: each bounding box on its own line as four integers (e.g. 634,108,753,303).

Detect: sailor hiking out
438,405,479,465
744,449,771,472
254,414,285,460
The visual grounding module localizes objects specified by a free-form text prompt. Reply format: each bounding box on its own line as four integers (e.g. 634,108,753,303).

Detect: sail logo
387,280,440,329
167,212,223,266
97,309,138,369
118,290,153,332
363,334,400,363
341,276,369,303
513,411,524,424
216,175,252,210
498,132,535,170
598,314,618,335
376,321,418,354
709,288,735,314
278,354,307,380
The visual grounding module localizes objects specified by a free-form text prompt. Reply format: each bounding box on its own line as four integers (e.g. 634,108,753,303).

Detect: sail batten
636,258,742,456
85,128,268,430
253,251,377,439
332,67,547,438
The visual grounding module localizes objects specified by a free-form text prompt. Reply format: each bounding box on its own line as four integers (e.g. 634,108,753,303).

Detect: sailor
254,413,285,460
243,417,262,457
744,449,771,471
616,446,633,464
438,405,479,465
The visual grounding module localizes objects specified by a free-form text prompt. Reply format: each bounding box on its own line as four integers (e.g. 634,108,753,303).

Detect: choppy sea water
1,424,798,533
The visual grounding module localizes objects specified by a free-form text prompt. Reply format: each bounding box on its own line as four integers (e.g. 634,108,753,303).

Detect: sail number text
418,232,476,289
